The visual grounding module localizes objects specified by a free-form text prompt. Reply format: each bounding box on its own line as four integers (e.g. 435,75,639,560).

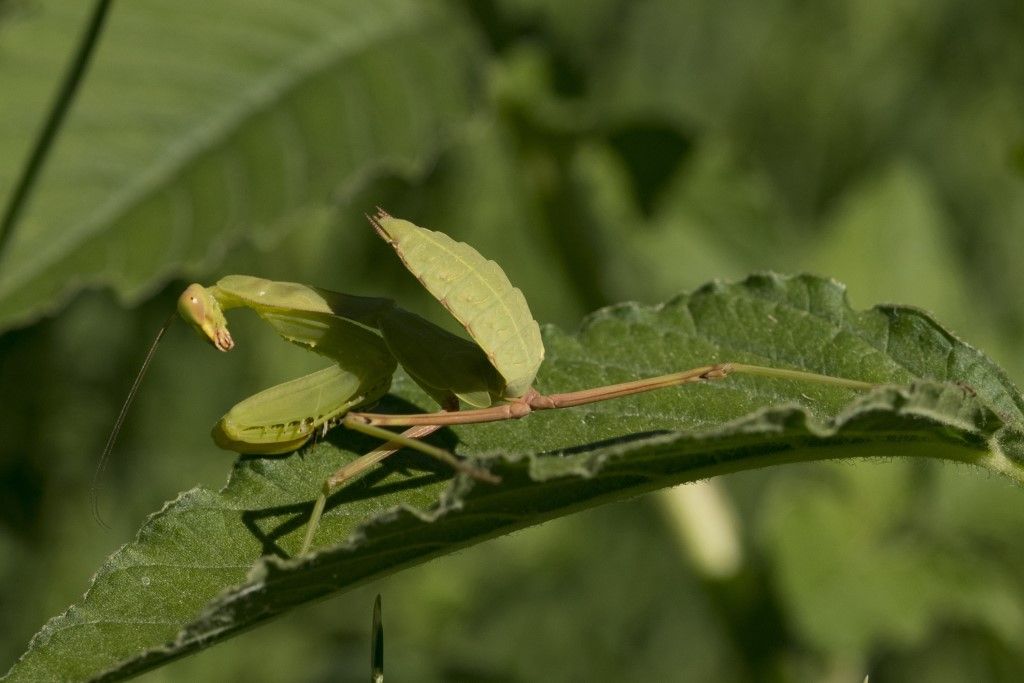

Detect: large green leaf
761,460,1024,660
6,274,1024,681
0,0,480,331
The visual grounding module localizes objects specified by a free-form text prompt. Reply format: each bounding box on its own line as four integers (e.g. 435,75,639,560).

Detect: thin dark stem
371,595,383,682
0,0,115,259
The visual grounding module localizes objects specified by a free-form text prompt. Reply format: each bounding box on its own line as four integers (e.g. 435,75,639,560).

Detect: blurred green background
2,0,1024,680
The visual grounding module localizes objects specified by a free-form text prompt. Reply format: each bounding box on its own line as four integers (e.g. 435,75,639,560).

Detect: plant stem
0,0,115,259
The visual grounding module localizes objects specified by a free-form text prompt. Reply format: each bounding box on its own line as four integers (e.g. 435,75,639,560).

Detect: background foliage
2,0,1023,680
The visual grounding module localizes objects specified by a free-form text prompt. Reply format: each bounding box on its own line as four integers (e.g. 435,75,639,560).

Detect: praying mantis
165,210,876,555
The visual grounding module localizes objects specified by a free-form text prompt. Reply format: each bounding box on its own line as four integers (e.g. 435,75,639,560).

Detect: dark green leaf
0,0,480,331
6,274,1024,681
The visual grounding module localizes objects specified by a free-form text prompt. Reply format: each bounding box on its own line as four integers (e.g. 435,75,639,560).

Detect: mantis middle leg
301,405,499,555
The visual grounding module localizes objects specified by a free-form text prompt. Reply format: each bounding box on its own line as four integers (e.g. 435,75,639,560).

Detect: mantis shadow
240,395,460,559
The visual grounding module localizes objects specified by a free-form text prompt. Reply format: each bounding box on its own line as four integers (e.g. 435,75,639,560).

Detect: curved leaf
6,274,1024,681
0,0,480,331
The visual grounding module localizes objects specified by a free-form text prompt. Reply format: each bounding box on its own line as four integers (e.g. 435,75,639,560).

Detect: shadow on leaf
240,395,462,558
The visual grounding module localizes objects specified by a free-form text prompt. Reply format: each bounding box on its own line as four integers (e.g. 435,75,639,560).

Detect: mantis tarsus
112,210,876,555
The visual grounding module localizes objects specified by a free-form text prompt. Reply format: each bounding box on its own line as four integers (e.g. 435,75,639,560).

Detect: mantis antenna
91,311,178,528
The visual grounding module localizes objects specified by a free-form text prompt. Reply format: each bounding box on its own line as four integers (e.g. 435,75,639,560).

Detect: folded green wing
379,307,505,408
371,211,544,399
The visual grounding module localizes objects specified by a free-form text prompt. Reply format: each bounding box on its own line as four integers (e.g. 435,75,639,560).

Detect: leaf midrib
0,4,429,297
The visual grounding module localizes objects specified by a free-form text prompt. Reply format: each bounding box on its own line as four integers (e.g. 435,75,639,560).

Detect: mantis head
178,284,234,351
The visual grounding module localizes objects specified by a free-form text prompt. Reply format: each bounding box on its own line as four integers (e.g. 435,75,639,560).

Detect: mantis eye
177,284,207,324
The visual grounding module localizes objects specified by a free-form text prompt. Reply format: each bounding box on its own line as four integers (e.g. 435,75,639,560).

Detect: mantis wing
378,307,505,408
370,211,545,399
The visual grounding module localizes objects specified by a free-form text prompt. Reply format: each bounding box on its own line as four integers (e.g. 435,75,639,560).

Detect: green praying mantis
109,210,876,556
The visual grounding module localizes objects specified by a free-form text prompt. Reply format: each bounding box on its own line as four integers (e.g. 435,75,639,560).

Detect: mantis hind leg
299,416,500,555
341,417,499,485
